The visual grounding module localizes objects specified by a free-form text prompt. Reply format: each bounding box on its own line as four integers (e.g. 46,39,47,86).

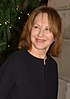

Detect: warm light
20,11,23,13
5,21,7,25
0,23,2,26
8,45,10,47
16,5,19,10
10,26,12,28
18,17,21,19
27,13,29,16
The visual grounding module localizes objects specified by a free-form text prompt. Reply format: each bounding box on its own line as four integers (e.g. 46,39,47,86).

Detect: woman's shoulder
47,55,58,76
47,55,57,66
0,49,26,69
5,49,26,61
9,48,26,57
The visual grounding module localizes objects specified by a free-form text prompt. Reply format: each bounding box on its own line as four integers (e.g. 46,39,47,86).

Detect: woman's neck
28,48,47,59
28,48,48,65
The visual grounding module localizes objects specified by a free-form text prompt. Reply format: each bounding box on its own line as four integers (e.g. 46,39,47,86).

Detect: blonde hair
18,6,63,57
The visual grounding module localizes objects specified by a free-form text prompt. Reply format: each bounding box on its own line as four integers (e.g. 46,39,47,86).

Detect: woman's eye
45,28,52,33
34,26,38,28
45,28,49,30
34,25,39,29
45,28,51,30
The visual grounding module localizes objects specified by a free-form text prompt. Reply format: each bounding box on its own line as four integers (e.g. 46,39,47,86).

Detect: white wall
58,78,70,99
48,0,70,81
48,1,70,98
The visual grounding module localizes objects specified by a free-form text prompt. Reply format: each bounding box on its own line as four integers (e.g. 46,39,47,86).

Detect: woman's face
30,13,55,52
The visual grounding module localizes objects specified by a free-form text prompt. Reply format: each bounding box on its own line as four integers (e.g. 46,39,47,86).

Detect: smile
36,38,46,43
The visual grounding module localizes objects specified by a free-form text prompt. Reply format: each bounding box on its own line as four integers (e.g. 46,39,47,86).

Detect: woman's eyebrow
33,23,40,26
33,23,41,28
33,23,50,28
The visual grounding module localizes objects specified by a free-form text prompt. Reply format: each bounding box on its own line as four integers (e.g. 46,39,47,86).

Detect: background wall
48,0,70,81
48,1,70,98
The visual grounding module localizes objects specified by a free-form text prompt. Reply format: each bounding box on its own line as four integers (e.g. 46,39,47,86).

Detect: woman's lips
36,38,46,43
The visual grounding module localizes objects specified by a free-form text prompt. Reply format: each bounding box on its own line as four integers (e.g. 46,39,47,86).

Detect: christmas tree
0,0,48,64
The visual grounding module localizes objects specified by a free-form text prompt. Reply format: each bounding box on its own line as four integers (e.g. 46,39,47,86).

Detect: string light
18,17,21,19
5,21,7,25
9,26,12,28
8,45,10,48
0,23,2,26
20,11,23,14
27,13,29,16
16,5,19,10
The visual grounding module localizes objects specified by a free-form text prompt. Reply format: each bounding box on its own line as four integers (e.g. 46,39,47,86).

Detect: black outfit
0,49,58,99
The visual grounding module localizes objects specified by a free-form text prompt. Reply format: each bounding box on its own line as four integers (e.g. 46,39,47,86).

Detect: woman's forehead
33,13,49,25
35,12,48,20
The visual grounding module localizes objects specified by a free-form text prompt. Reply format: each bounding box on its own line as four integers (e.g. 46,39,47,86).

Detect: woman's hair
18,6,63,57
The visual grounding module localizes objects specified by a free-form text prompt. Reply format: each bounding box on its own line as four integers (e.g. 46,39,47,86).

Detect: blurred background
0,0,48,65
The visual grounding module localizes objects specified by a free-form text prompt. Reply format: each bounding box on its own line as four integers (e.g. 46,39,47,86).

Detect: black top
0,49,58,99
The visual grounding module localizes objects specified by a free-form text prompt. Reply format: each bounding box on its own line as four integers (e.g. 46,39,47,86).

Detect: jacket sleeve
0,57,16,99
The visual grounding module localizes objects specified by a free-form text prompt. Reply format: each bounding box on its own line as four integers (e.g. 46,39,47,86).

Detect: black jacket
0,49,58,99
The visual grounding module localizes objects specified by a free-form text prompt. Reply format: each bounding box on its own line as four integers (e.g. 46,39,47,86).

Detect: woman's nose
38,29,44,37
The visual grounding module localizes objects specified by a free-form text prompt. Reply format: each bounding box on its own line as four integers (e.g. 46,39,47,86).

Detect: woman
0,6,63,99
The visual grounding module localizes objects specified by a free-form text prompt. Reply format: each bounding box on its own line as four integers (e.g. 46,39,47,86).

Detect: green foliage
0,0,21,53
0,0,41,64
27,0,39,8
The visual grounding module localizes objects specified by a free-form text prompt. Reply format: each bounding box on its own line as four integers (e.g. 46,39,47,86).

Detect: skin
29,13,55,59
